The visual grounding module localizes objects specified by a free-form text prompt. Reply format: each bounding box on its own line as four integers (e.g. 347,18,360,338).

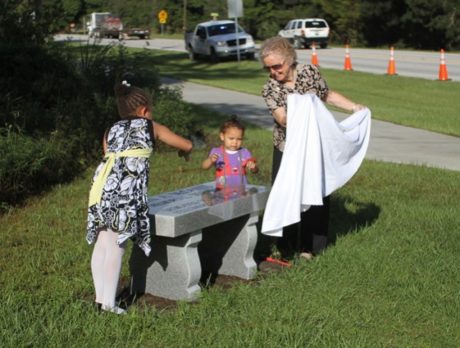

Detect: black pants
271,146,330,255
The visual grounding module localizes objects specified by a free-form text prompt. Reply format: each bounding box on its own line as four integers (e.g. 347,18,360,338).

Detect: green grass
139,49,460,137
1,100,460,346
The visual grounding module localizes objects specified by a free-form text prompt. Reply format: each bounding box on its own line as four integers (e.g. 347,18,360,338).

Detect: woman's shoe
299,252,314,261
101,305,127,315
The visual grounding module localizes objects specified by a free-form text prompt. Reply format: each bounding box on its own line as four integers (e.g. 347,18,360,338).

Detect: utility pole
183,0,187,32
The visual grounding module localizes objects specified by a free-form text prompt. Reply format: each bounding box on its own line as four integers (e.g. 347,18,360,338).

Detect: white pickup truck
185,20,256,62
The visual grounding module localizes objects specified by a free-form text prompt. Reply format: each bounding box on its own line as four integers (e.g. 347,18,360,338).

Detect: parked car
185,20,256,62
278,18,330,48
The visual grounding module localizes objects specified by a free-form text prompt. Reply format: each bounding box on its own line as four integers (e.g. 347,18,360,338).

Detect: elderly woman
260,36,365,260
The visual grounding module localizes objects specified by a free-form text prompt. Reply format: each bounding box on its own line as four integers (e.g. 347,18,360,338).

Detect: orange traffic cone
344,44,353,71
386,46,397,75
311,42,319,66
438,49,450,81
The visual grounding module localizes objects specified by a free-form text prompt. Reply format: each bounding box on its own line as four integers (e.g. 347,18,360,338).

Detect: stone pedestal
129,182,269,301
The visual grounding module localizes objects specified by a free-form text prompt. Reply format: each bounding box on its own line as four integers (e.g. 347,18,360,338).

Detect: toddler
202,116,258,192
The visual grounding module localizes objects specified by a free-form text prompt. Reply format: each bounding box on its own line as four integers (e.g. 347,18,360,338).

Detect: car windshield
305,21,327,28
208,23,243,36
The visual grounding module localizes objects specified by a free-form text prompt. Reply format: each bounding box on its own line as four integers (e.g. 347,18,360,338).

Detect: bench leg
200,213,258,280
129,230,202,301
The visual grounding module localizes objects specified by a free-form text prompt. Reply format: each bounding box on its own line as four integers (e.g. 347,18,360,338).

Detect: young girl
202,116,258,191
86,81,192,314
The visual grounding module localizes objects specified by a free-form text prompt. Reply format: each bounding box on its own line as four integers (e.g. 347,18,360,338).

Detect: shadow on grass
254,195,381,260
145,51,264,83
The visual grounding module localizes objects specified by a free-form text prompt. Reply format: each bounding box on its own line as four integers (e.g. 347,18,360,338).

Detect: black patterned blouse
86,118,154,256
262,64,329,151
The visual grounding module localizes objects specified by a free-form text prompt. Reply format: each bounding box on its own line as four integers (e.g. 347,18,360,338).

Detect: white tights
91,228,126,308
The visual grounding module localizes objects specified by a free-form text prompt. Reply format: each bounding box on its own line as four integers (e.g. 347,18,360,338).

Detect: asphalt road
55,35,459,82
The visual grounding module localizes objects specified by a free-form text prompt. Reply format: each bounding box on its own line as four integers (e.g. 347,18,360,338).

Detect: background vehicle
278,18,329,48
87,12,123,39
185,20,256,62
124,27,150,39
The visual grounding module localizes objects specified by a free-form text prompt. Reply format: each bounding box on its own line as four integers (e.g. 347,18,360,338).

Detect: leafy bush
153,87,201,140
0,41,166,210
0,130,83,207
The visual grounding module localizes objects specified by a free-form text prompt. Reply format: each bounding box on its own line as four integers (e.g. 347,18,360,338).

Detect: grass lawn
135,49,460,138
1,99,459,347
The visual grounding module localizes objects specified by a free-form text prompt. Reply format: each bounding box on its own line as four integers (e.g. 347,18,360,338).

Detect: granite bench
129,182,269,301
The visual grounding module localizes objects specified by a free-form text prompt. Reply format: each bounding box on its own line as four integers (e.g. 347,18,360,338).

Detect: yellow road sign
158,10,168,24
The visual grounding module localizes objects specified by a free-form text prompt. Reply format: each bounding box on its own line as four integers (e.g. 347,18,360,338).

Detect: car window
305,20,327,28
290,21,297,30
207,23,243,36
297,21,302,29
284,21,291,30
196,26,206,39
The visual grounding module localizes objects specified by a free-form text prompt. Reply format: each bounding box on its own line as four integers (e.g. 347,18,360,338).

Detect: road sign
228,0,243,18
158,10,168,24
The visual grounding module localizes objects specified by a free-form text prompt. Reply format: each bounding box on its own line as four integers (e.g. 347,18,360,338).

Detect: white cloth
261,93,371,236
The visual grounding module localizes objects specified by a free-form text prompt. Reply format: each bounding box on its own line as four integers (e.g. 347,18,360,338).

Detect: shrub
0,130,83,210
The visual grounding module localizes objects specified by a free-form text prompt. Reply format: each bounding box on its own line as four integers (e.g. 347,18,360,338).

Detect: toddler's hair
220,115,245,134
114,82,151,118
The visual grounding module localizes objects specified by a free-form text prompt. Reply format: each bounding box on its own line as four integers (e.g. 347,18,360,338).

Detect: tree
401,0,460,50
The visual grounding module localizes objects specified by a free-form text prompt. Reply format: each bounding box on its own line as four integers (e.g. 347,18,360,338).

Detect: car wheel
188,46,196,60
293,37,303,49
320,43,328,49
210,48,219,63
246,52,255,60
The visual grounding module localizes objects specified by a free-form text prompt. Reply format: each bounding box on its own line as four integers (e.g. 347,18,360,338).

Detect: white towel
261,94,371,236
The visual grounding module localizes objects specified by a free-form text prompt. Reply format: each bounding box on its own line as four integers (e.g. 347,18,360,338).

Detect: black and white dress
86,118,154,256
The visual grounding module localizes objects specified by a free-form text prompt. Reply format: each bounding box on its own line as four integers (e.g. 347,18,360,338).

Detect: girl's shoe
101,305,127,315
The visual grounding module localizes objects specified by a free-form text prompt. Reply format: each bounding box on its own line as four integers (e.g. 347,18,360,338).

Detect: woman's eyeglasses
263,61,285,72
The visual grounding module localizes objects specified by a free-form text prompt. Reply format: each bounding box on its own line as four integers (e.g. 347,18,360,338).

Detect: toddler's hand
245,159,257,172
209,153,219,163
178,150,191,162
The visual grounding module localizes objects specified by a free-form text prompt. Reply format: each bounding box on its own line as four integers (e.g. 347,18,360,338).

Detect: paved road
162,77,460,172
55,35,460,81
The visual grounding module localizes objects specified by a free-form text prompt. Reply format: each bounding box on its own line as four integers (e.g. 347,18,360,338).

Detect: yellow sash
88,148,152,207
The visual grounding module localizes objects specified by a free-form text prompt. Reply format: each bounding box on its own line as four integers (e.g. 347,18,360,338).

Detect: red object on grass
265,257,292,267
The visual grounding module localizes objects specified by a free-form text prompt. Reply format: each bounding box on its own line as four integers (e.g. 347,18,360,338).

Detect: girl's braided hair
220,115,245,135
114,81,151,119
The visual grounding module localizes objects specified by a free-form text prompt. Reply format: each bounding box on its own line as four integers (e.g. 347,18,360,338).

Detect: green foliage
66,0,460,49
153,87,202,142
0,130,83,206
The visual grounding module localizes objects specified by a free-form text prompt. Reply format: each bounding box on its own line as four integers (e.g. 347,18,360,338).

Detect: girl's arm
153,122,193,154
102,129,108,154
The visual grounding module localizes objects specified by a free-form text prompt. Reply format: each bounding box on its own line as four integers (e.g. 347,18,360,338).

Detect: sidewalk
162,78,460,172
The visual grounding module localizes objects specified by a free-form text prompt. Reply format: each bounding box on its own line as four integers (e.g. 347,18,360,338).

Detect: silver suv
278,18,330,48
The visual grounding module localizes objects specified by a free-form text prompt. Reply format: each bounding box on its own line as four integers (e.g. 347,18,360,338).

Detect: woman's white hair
259,36,297,66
